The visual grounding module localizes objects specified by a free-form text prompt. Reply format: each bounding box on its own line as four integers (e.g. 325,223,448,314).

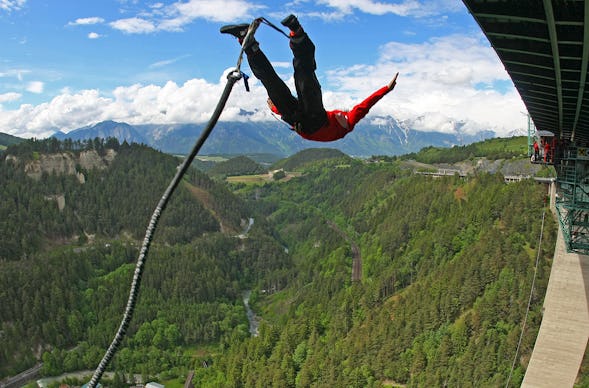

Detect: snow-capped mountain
51,116,498,157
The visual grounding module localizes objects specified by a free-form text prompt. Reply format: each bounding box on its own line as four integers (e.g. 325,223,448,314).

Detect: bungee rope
87,18,261,388
259,17,290,39
505,206,547,387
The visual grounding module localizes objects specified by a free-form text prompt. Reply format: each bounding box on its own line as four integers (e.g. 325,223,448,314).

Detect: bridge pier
522,227,589,387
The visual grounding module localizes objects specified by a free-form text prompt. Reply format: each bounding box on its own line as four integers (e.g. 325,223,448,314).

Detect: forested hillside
0,138,233,259
0,139,292,379
398,136,529,164
271,148,350,171
208,155,266,178
197,157,558,387
0,132,23,150
0,138,565,387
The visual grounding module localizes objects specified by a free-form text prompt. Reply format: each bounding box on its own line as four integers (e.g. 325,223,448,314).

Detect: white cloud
168,0,265,23
0,90,113,138
26,81,44,94
88,32,102,39
310,0,462,19
0,0,26,12
317,0,421,16
0,31,526,139
68,17,105,26
0,92,21,103
0,69,30,80
110,17,157,34
110,0,264,34
322,33,526,135
149,55,190,69
0,71,271,138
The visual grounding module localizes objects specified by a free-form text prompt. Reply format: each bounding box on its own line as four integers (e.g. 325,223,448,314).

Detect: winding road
327,221,362,282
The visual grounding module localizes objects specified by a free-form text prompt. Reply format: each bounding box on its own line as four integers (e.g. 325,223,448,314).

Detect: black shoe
220,23,249,40
281,14,301,32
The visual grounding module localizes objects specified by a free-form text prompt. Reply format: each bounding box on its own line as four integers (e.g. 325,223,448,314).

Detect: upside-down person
221,14,399,142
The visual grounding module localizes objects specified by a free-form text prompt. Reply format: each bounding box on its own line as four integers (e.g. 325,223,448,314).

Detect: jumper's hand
267,98,276,111
388,72,399,91
267,98,282,115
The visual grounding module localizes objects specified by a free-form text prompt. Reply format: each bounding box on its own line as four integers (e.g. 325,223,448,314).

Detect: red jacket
271,85,392,142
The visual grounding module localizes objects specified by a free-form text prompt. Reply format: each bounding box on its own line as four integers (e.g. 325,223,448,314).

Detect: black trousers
247,33,328,134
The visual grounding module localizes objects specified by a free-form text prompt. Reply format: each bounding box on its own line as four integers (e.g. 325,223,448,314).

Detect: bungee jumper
221,14,399,142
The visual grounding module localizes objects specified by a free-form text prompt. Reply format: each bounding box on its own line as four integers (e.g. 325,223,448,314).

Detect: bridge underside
462,0,589,254
462,0,589,143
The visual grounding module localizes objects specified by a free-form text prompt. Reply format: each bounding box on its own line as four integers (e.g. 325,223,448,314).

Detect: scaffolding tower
555,145,589,254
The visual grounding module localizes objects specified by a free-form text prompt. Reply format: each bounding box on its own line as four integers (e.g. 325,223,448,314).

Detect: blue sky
0,0,527,139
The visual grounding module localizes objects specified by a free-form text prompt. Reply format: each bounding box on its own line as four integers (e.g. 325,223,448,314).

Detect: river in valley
243,290,260,337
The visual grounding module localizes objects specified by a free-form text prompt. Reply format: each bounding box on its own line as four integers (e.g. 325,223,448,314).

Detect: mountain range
51,117,501,157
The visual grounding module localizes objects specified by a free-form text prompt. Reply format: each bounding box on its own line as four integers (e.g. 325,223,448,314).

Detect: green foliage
0,138,292,378
577,351,589,388
0,139,254,260
194,162,556,387
208,155,266,177
1,233,293,377
0,132,24,150
272,147,351,171
1,137,563,387
272,170,286,181
398,136,528,164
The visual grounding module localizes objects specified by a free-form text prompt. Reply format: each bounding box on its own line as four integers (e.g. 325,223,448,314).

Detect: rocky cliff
5,149,117,181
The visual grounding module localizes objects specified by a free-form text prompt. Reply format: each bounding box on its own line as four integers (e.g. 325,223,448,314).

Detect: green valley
0,136,573,387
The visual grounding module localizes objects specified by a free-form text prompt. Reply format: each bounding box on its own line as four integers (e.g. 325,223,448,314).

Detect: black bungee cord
86,18,261,388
